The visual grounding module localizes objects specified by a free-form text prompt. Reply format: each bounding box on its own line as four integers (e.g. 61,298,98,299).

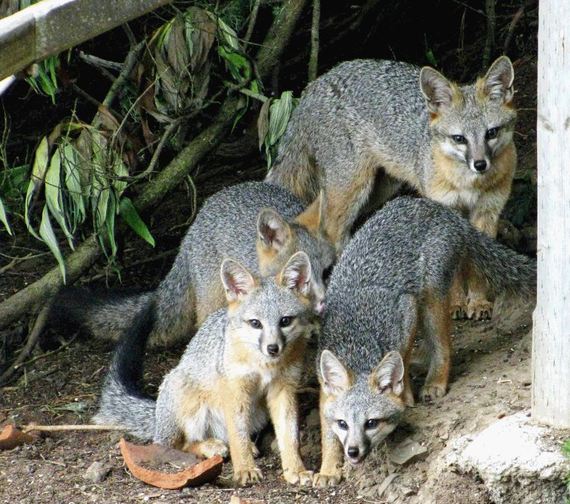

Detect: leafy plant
23,120,153,281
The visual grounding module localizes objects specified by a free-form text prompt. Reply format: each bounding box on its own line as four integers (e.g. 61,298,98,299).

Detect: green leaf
214,15,240,50
0,196,12,235
268,91,294,146
45,148,74,249
61,142,86,228
111,154,129,197
25,136,50,240
39,205,66,282
105,190,118,258
119,197,155,247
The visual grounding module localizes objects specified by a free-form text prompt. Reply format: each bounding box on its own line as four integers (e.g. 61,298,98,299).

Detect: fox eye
248,319,262,329
322,265,334,284
451,134,467,144
485,127,499,140
336,419,349,430
365,419,381,430
279,316,294,328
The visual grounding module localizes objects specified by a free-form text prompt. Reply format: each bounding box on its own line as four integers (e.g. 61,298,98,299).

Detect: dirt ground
0,293,544,504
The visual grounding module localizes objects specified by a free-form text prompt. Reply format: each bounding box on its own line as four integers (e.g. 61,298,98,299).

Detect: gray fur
57,181,334,346
266,58,517,246
317,197,535,462
94,254,318,448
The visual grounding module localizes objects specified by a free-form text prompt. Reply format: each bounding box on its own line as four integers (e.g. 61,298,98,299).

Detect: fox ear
279,251,312,297
369,351,404,396
320,350,353,396
482,55,514,103
257,208,292,252
420,67,454,113
294,191,325,236
220,259,257,303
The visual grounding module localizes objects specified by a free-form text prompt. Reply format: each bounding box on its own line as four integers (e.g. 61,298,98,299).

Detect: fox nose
267,344,280,356
473,159,488,172
347,446,359,458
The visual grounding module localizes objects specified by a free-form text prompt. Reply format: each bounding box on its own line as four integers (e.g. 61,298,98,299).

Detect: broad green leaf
25,136,50,240
39,205,66,282
119,197,155,247
61,142,86,227
268,91,294,146
90,131,110,231
214,15,240,50
111,154,129,197
45,148,74,249
0,196,12,235
257,98,272,149
105,190,118,258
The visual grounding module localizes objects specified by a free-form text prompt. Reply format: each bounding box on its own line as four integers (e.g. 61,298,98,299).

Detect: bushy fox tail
92,297,157,441
467,228,536,298
265,123,319,205
46,287,152,343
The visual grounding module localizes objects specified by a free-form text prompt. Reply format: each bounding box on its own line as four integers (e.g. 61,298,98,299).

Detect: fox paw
284,469,313,486
234,467,263,486
250,441,260,458
466,299,493,320
420,383,447,403
450,303,467,320
198,439,229,459
313,472,342,487
183,438,229,459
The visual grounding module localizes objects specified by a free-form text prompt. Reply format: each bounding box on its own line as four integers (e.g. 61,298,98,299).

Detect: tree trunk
531,0,570,428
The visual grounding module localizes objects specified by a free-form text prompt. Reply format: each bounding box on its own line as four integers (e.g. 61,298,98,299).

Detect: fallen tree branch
0,306,50,385
23,424,124,433
308,0,320,81
0,0,308,332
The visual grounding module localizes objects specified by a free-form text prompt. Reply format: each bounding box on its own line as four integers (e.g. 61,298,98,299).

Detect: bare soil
0,294,539,504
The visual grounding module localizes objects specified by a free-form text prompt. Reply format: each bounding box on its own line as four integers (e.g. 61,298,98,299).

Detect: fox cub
47,181,334,346
267,56,517,320
313,197,535,487
94,251,318,486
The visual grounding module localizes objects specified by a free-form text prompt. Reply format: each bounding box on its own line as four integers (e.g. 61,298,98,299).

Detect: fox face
256,200,335,316
221,252,317,360
421,56,516,176
319,350,406,464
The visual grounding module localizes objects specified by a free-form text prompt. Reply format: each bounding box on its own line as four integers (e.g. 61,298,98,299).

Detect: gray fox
47,181,334,346
93,251,318,486
313,197,535,487
266,56,517,321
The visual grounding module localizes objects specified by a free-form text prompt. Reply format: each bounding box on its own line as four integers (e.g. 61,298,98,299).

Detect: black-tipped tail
92,297,157,440
46,287,151,342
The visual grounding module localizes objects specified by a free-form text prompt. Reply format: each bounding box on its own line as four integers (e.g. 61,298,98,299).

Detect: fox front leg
267,382,313,486
222,380,262,486
313,392,344,487
466,206,502,320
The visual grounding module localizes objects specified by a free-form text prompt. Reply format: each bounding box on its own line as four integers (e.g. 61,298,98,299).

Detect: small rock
83,461,111,483
230,496,264,504
389,438,428,465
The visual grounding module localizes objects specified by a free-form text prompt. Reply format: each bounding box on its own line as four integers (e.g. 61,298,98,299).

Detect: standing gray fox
94,251,318,486
266,56,517,320
47,182,334,346
313,197,535,487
